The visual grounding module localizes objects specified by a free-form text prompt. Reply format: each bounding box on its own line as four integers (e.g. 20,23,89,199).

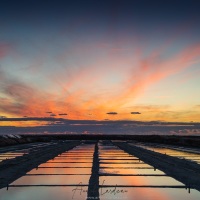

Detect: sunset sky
0,0,200,122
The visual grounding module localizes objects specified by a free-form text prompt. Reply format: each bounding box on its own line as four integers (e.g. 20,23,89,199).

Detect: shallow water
0,152,26,162
0,141,200,200
0,143,94,200
98,141,200,200
99,168,165,175
0,187,88,200
130,143,200,164
0,142,60,162
99,188,200,200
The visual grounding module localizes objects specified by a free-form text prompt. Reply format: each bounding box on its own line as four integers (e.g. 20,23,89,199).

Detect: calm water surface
0,141,200,200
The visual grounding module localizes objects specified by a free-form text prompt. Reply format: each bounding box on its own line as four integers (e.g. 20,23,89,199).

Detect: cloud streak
0,30,200,122
103,43,200,108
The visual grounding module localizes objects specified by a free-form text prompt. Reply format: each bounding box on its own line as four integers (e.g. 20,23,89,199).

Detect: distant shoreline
0,134,200,148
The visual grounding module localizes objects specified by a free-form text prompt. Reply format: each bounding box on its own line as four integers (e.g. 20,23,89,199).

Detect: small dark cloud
131,112,141,114
106,112,118,115
23,116,28,118
50,114,56,117
46,111,53,114
58,113,67,116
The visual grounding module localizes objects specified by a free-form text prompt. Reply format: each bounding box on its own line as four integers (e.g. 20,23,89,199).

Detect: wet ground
0,140,200,200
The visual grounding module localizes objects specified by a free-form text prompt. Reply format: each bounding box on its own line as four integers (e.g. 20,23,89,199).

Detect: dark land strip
87,142,99,200
113,141,200,192
1,134,200,148
0,141,81,189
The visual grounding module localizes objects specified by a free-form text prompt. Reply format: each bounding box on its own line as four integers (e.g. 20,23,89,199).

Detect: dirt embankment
87,142,99,200
113,141,200,192
0,141,81,189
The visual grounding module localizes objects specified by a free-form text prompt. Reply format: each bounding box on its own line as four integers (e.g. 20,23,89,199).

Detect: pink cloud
0,44,10,58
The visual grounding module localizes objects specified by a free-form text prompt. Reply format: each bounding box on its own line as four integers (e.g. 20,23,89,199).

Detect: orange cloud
0,36,200,123
109,44,200,107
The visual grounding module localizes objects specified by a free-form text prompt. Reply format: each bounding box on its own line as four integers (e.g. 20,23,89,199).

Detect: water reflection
0,141,200,200
98,141,200,200
130,142,200,164
28,168,92,175
12,175,90,185
99,188,200,200
0,187,88,200
0,143,95,200
0,152,27,162
100,168,164,175
0,142,59,162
